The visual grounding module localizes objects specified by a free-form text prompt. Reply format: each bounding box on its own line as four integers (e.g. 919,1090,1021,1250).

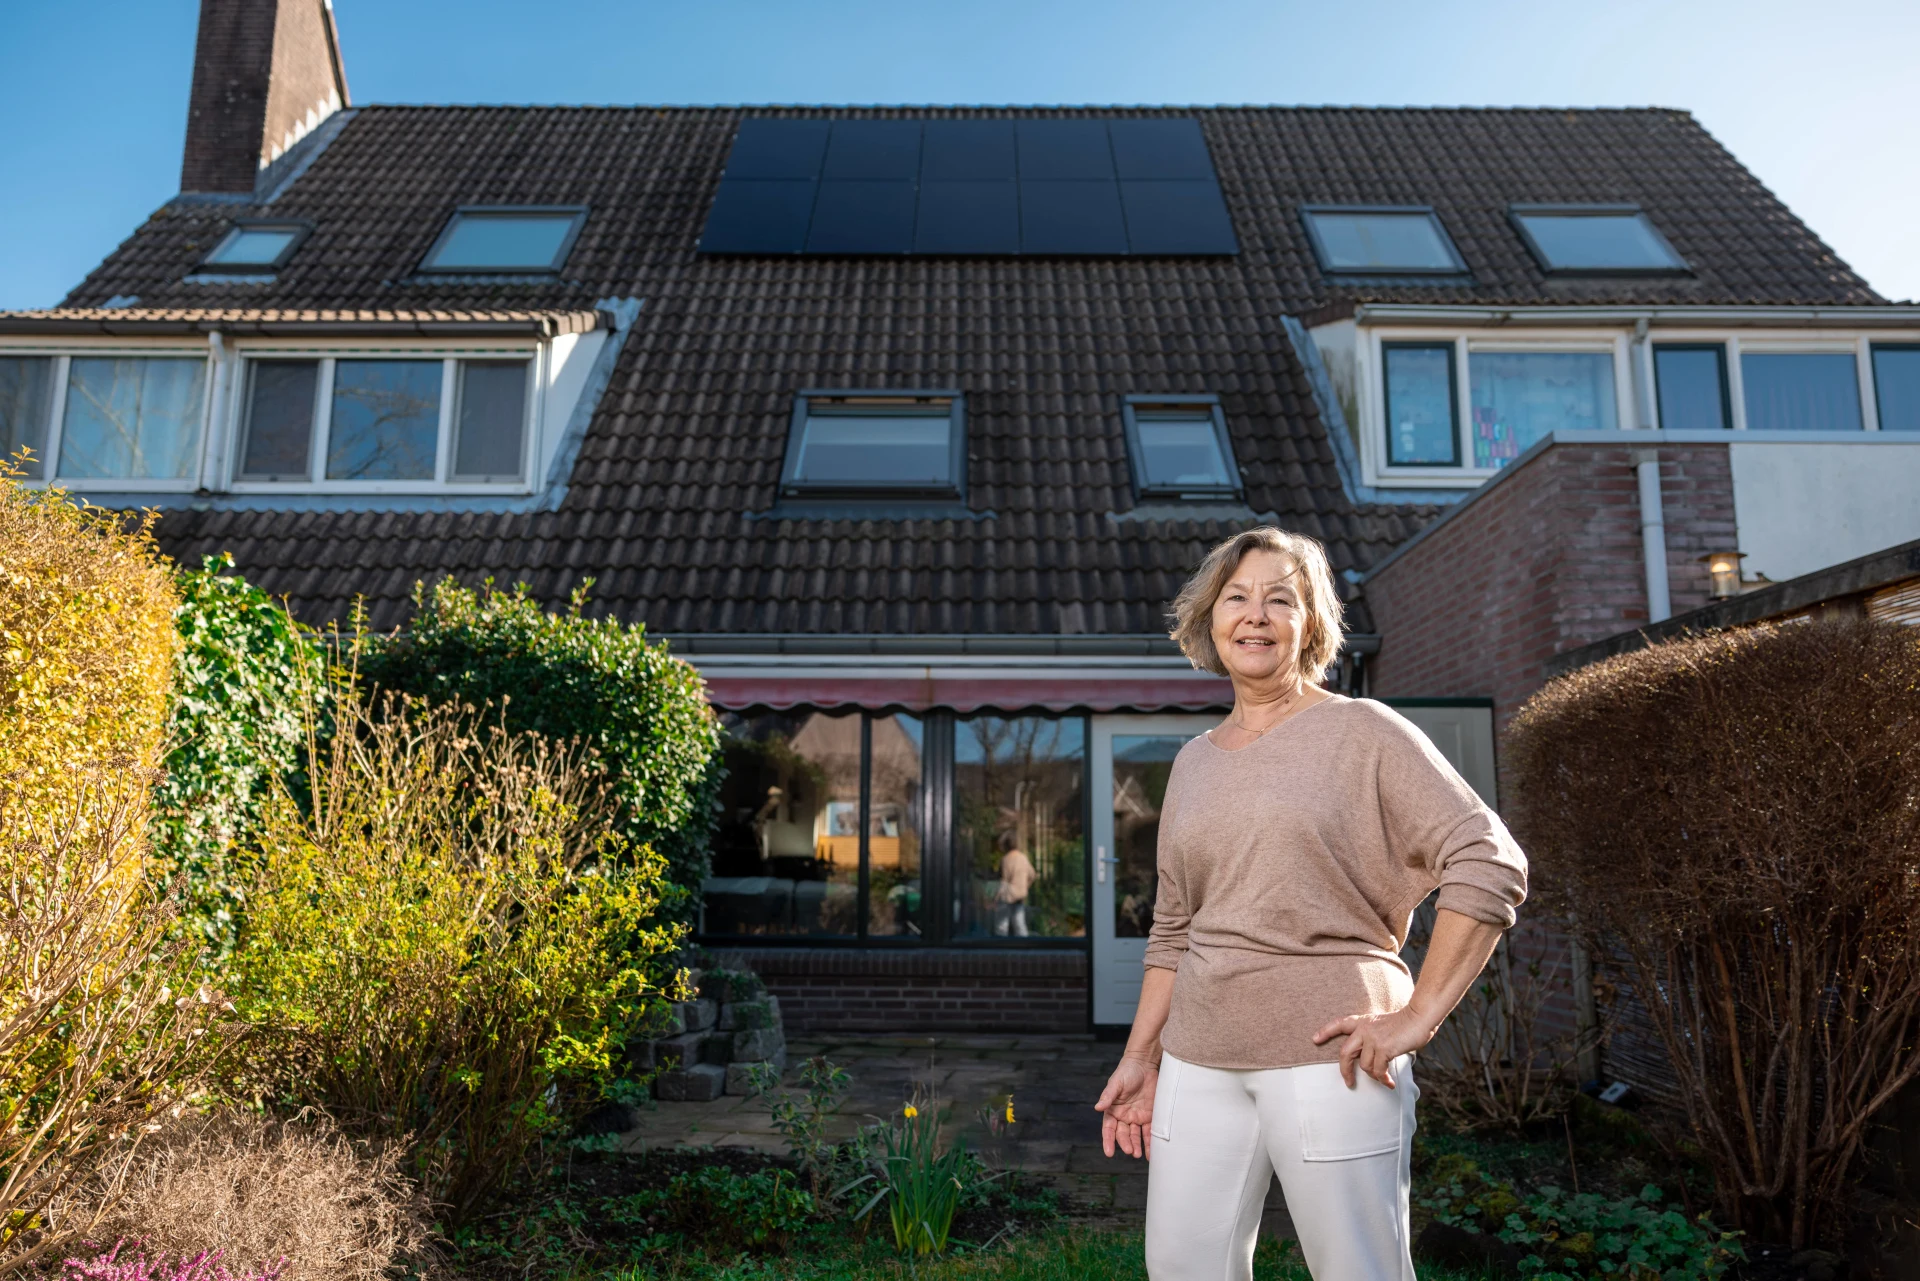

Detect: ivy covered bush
152,554,317,952
358,579,723,917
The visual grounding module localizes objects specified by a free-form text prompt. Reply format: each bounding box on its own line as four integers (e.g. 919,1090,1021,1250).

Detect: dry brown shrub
1508,618,1920,1249
71,1110,433,1281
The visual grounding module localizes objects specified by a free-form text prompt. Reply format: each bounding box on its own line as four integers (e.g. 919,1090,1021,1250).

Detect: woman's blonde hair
1168,527,1346,681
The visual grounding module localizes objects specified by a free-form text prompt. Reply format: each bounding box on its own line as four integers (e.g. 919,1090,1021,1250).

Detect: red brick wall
708,947,1088,1035
1366,442,1737,734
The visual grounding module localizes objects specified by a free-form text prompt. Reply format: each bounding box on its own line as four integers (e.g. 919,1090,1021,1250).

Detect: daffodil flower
904,1104,918,1118
1006,1097,1016,1124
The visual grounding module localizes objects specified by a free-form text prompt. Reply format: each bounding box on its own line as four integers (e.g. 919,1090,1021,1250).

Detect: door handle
1096,845,1117,883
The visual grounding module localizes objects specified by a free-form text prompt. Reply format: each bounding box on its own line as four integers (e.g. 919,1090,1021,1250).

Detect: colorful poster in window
1468,351,1616,468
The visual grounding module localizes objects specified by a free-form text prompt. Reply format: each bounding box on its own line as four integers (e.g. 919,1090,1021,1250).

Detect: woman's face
1209,549,1308,685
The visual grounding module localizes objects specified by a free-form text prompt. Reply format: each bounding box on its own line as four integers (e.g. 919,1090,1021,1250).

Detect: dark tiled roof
0,306,605,336
61,106,1877,635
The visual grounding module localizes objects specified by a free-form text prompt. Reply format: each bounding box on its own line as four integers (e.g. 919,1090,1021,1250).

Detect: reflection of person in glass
992,831,1035,937
1093,527,1528,1281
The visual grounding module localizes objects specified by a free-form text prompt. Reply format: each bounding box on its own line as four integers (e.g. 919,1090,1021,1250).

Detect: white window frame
1359,326,1632,488
1359,324,1920,488
0,336,553,496
0,341,215,493
226,341,542,494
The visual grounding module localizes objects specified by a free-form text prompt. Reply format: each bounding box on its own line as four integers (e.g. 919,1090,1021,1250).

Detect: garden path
616,1033,1294,1237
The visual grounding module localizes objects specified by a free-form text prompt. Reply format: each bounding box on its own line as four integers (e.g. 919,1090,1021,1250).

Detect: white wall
1731,440,1920,583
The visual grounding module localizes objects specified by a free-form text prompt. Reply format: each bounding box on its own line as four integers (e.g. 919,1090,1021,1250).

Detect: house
5,0,1918,1041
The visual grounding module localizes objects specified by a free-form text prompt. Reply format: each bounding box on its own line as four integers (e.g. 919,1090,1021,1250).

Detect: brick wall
707,947,1088,1035
181,0,346,193
1366,442,1738,736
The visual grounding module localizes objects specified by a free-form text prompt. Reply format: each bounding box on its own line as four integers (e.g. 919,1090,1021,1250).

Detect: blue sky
2,0,1915,307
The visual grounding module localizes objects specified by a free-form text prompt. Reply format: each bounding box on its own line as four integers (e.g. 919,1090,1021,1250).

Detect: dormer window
419,207,588,274
1509,205,1687,274
1300,206,1466,275
780,392,965,499
199,221,310,273
1121,396,1241,499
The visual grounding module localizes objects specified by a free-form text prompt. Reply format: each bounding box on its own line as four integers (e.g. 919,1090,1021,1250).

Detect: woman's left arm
1311,907,1503,1089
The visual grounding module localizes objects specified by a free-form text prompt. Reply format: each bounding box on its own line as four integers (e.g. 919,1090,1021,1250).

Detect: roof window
1299,207,1465,275
420,207,587,273
199,221,309,272
1509,205,1687,274
1121,396,1241,499
781,392,965,498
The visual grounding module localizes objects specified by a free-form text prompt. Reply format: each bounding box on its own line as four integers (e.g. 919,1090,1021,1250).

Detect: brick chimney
180,0,350,194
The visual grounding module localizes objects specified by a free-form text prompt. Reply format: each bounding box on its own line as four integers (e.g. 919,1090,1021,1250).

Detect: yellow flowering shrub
0,470,224,1271
233,650,689,1224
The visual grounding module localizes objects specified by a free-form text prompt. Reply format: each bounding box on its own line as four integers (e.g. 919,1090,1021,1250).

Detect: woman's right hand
1094,1054,1158,1159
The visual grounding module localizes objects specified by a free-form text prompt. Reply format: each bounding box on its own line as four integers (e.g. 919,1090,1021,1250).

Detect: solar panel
1109,119,1216,181
699,180,818,253
700,116,1237,257
806,181,917,255
1015,120,1115,181
823,120,923,181
1021,182,1127,255
914,182,1020,255
1121,181,1238,255
921,120,1017,181
722,119,831,180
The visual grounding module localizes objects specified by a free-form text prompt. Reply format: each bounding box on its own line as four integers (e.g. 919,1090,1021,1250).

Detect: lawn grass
593,1226,1494,1280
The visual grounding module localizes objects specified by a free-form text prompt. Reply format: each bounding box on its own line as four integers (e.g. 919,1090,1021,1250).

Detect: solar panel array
699,118,1239,257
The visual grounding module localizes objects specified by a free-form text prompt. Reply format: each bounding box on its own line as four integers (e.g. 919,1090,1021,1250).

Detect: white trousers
1144,1051,1418,1281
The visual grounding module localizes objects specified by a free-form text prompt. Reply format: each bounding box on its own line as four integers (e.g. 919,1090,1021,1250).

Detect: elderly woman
1094,527,1527,1281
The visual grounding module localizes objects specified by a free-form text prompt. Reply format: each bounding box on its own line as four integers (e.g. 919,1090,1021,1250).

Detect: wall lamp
1701,550,1746,599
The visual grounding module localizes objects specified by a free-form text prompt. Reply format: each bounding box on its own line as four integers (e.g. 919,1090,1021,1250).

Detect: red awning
703,673,1233,714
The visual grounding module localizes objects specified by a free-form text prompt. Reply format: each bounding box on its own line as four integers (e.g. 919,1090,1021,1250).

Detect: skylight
780,393,965,498
199,222,308,272
420,207,587,273
1299,207,1465,275
1122,397,1240,498
1509,206,1687,273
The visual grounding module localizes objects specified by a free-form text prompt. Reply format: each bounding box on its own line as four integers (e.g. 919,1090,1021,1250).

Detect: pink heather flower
58,1241,287,1281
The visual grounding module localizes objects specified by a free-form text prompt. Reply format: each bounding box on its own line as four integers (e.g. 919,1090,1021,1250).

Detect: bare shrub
1508,618,1920,1249
1408,915,1604,1132
70,1111,431,1281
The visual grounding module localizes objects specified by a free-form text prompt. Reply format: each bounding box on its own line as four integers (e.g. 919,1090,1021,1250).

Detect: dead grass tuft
78,1110,434,1281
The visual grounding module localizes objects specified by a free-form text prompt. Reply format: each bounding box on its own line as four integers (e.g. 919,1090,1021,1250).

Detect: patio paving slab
614,1032,1295,1238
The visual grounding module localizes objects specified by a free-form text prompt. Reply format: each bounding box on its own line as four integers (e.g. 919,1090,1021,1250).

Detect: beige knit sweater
1144,695,1528,1069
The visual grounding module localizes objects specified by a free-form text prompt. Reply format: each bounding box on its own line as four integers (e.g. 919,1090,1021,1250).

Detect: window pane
1515,212,1684,271
426,214,576,270
953,716,1085,940
453,361,528,479
0,356,54,479
1467,351,1617,468
1111,734,1187,939
205,227,299,267
326,359,441,480
1306,211,1458,272
794,411,951,486
238,360,317,480
1382,344,1457,466
1741,353,1862,432
1135,413,1234,489
1872,346,1920,432
705,711,861,938
868,714,925,938
1654,346,1729,431
58,357,205,480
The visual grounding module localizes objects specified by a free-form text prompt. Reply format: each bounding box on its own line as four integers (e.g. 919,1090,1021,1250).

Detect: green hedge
153,554,317,950
358,578,722,915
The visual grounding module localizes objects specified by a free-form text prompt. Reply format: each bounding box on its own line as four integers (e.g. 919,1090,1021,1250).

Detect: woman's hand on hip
1311,1007,1436,1090
1094,1054,1158,1159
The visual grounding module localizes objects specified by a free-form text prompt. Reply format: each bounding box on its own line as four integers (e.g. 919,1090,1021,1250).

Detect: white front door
1089,713,1219,1027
